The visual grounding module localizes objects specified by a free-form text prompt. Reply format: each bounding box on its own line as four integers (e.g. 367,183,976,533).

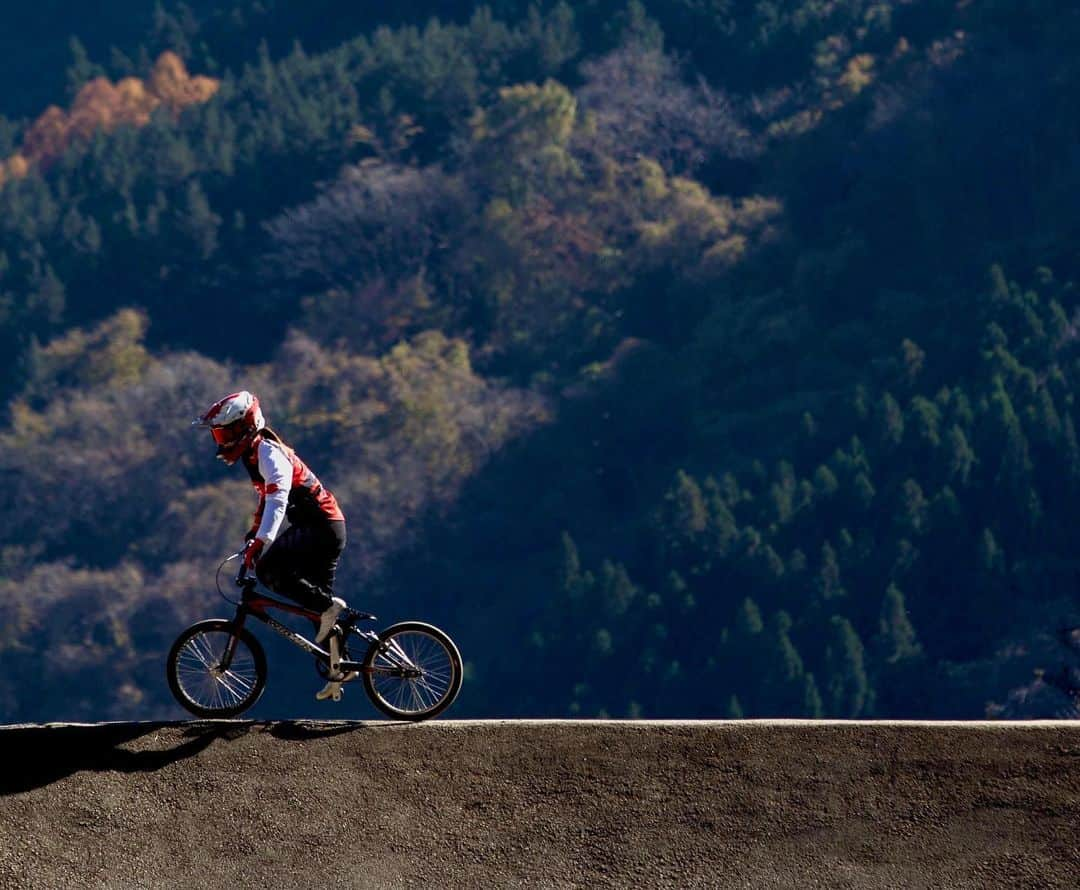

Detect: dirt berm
0,719,1076,889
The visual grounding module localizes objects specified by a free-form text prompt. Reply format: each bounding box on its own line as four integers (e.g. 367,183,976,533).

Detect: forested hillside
1,0,1078,721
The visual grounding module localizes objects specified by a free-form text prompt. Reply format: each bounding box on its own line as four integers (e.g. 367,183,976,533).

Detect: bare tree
263,160,463,291
574,42,758,173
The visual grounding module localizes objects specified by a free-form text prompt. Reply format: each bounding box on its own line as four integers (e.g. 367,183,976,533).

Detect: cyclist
194,390,349,698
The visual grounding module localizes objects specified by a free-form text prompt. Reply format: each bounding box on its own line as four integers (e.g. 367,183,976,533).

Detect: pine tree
703,476,737,557
976,528,1005,576
734,597,764,637
661,469,707,566
900,338,925,384
814,464,839,498
26,264,65,325
599,560,636,617
1061,413,1080,490
877,583,921,663
876,391,905,451
761,610,809,714
66,38,105,100
895,478,928,536
179,179,221,260
815,542,845,602
802,673,823,717
769,460,796,524
944,425,975,486
666,469,707,535
770,611,803,682
725,695,744,719
824,616,871,717
852,471,875,510
988,381,1033,493
557,531,586,600
908,396,941,450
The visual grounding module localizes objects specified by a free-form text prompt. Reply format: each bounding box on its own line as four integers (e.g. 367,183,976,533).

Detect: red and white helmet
193,391,266,464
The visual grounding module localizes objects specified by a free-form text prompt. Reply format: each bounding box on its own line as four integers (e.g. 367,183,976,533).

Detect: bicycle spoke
366,627,458,718
216,667,255,701
174,629,259,713
186,633,218,670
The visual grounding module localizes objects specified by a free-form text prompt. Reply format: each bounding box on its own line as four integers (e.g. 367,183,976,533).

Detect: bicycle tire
166,619,267,718
361,621,462,721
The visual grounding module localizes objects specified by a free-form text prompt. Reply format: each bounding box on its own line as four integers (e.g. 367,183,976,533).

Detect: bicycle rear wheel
362,621,462,721
166,619,267,718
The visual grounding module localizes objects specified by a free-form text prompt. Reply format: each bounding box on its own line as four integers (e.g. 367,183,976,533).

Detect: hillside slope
0,720,1077,888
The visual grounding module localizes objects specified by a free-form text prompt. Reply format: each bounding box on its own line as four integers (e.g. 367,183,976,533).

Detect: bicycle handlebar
233,551,255,587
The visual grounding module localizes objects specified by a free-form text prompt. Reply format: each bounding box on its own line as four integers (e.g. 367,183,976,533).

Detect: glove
243,537,264,570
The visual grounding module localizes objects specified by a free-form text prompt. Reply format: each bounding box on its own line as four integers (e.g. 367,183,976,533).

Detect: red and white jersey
243,437,344,543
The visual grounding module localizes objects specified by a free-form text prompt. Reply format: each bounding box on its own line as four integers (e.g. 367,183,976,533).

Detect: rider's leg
256,521,348,632
302,521,348,642
258,522,353,696
315,633,358,700
315,635,346,701
255,527,325,607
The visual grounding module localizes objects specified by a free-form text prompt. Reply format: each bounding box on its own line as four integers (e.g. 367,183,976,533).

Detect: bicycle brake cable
215,552,243,606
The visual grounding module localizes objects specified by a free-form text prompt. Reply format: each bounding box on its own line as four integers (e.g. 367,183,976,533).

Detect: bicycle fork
216,608,251,673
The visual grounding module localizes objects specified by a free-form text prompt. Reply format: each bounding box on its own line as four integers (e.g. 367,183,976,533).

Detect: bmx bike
165,554,462,721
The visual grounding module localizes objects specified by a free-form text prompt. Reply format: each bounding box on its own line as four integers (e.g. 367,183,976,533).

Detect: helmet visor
211,420,246,446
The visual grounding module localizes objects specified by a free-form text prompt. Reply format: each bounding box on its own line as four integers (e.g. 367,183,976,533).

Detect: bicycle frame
221,583,382,676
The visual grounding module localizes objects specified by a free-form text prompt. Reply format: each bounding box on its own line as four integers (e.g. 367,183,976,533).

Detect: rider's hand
243,537,264,570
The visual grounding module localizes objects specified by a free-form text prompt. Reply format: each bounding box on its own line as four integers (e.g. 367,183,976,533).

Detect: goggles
210,420,246,446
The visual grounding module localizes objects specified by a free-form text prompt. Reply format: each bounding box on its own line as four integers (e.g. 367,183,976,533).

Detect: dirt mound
0,720,1076,889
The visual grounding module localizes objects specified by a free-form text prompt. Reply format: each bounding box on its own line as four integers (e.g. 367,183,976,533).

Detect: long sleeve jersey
253,438,292,544
244,437,345,543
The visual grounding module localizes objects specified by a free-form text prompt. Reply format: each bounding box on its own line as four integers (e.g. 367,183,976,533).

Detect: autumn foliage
0,52,217,183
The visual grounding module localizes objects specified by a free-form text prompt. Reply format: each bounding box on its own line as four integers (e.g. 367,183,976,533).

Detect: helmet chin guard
194,391,266,464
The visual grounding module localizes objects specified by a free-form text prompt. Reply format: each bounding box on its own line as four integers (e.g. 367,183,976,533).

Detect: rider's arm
254,440,292,544
247,519,261,541
247,498,264,541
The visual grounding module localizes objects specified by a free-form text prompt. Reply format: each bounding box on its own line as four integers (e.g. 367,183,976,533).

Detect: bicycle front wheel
166,619,267,718
362,621,462,721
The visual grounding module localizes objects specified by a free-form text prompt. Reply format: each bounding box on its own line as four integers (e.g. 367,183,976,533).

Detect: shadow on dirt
0,720,381,795
266,721,372,741
0,722,250,795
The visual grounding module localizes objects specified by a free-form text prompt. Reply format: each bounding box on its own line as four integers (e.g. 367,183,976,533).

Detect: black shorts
256,519,346,611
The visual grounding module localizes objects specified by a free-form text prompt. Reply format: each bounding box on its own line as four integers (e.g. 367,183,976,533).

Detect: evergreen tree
944,425,976,486
814,542,845,602
802,673,823,718
557,531,587,601
876,583,921,664
824,616,871,717
178,179,221,260
875,392,905,452
660,469,707,564
725,695,743,719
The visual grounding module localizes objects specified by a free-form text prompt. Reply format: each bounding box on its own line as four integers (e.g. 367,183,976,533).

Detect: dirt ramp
0,720,1077,889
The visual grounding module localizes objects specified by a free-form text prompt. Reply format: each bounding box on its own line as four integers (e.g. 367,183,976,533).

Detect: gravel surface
0,720,1077,889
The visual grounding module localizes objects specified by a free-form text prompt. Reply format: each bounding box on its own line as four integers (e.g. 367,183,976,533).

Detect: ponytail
260,426,292,451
